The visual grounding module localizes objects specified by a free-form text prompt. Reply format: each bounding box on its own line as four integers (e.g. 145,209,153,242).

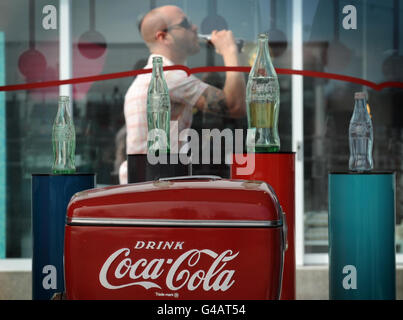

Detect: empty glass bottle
147,56,171,154
52,96,76,174
348,92,373,172
246,33,280,153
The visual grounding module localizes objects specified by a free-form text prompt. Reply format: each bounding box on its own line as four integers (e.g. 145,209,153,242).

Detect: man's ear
155,31,167,41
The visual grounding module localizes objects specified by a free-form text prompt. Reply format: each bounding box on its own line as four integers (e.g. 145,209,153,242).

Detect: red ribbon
1,66,402,92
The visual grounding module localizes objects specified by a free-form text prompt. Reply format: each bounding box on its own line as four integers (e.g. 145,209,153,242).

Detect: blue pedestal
328,172,396,300
31,174,95,300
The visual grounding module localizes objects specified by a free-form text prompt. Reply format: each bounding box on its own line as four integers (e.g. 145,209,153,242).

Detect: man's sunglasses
163,17,193,32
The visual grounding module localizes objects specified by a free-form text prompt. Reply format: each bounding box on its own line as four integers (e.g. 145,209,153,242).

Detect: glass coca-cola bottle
348,92,373,172
52,96,76,174
147,56,171,155
246,33,280,153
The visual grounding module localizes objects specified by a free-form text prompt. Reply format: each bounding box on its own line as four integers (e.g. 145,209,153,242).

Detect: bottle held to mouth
198,33,244,52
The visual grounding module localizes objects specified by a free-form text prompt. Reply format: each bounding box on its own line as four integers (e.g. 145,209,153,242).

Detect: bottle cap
354,92,367,100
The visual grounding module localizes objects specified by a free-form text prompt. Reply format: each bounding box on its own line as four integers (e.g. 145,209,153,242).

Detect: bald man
119,5,246,184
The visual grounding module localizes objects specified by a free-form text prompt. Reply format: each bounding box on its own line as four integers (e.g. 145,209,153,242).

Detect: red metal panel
65,226,283,300
231,153,296,300
67,179,280,222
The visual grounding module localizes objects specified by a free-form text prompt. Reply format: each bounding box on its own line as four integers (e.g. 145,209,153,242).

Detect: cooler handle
282,211,288,252
159,175,222,181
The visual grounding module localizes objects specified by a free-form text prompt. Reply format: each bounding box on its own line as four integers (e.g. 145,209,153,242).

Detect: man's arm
194,30,246,119
194,85,228,117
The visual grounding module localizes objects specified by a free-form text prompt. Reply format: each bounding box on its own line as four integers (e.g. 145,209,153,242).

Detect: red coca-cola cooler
64,176,287,300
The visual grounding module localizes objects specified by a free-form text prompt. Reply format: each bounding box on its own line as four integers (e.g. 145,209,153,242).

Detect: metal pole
292,0,304,266
59,0,73,113
0,31,5,259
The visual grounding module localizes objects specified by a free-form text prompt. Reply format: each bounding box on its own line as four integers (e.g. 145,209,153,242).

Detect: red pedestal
231,153,295,300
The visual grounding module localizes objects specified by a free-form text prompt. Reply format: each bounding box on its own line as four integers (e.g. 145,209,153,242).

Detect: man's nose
191,23,198,32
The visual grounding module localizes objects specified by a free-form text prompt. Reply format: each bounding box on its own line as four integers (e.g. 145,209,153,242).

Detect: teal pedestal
328,172,396,300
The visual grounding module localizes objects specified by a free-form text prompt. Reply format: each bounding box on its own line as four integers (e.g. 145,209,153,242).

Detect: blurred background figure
119,5,246,183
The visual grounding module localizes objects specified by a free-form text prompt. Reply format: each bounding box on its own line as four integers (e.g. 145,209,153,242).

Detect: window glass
0,0,291,258
303,0,403,254
0,0,401,259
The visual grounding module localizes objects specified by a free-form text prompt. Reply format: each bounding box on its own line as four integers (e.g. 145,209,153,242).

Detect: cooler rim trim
66,217,283,228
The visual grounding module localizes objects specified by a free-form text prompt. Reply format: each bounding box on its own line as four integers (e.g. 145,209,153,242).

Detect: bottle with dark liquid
246,33,280,153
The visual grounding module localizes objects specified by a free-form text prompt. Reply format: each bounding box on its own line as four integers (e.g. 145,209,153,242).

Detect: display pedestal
128,154,191,183
231,152,295,300
328,172,396,300
31,173,95,300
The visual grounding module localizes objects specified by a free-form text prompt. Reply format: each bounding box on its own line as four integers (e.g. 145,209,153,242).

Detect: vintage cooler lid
66,176,283,227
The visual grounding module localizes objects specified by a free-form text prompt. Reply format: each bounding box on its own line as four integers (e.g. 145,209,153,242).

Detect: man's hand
210,30,238,57
195,29,246,119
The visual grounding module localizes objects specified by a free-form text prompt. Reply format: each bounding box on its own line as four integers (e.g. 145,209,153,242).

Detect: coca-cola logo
99,241,239,293
249,78,279,98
